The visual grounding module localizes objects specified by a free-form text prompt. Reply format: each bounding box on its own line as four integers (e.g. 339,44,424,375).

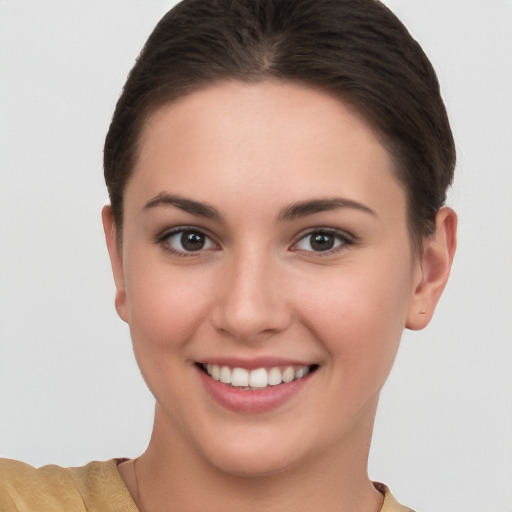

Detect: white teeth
282,366,295,383
205,364,312,389
231,367,249,387
219,366,232,384
295,367,307,379
268,367,282,386
249,368,268,388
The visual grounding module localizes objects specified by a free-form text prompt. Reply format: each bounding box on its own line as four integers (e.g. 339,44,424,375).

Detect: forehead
138,80,382,154
129,80,406,222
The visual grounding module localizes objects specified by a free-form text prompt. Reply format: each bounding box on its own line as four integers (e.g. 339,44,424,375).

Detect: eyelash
156,227,354,257
291,228,354,255
156,227,219,257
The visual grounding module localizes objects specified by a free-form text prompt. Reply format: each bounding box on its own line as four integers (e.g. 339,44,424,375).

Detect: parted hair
104,0,455,248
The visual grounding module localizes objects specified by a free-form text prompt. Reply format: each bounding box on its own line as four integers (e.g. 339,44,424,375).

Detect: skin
103,80,457,512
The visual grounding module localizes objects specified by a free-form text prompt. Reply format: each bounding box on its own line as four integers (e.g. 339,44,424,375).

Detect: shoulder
0,459,85,512
0,458,137,512
0,458,83,511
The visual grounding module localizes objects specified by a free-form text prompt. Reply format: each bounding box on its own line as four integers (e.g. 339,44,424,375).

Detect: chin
206,445,304,478
186,421,309,478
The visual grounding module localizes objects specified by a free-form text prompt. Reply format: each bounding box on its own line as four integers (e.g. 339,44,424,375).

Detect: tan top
0,458,414,512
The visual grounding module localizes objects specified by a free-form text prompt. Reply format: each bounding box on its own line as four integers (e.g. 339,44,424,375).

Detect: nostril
210,295,293,341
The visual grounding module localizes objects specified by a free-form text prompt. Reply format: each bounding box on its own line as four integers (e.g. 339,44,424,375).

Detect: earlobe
101,205,129,323
406,206,457,330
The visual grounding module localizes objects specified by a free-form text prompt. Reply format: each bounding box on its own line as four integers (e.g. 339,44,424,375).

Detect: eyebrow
144,193,223,220
278,197,376,221
143,193,375,222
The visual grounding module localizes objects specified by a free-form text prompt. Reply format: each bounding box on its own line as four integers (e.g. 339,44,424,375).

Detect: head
101,0,457,480
104,0,455,253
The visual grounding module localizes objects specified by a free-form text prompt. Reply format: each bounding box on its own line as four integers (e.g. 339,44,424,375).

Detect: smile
198,363,318,390
196,361,319,413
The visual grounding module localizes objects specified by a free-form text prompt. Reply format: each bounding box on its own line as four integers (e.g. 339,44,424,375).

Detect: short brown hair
104,0,455,248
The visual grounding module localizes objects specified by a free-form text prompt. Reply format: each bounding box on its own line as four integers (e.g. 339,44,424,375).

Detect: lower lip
196,367,313,413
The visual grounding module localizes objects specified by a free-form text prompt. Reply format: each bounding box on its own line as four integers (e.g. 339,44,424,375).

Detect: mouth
196,362,319,390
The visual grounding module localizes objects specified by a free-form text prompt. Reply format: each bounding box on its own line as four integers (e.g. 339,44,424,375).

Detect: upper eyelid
289,227,355,254
155,226,222,255
292,227,355,243
156,225,217,242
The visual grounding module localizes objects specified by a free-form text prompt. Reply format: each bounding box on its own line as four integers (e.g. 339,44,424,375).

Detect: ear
406,206,457,330
102,205,129,323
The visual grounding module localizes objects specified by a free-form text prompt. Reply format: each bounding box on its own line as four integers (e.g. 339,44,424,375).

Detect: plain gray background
0,2,511,511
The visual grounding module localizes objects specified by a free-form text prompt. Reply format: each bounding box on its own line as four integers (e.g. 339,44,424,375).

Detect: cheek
299,259,412,383
125,262,216,354
123,264,219,403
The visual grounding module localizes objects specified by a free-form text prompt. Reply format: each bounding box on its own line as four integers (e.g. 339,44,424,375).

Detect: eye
292,229,351,253
160,228,218,255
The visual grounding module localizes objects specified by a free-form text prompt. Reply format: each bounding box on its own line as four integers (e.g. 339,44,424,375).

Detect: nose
210,249,293,342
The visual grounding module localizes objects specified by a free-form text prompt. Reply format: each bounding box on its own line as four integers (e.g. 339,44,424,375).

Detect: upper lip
196,357,316,370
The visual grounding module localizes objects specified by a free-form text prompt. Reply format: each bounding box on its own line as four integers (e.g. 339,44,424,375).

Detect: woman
0,0,457,510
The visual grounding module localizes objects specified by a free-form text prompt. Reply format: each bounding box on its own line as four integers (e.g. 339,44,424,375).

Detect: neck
127,404,382,512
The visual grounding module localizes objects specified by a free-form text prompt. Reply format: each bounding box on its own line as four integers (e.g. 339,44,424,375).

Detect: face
106,80,426,477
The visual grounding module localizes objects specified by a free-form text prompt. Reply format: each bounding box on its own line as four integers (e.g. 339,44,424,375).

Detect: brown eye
310,233,336,251
181,231,206,251
163,228,217,255
293,229,351,253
